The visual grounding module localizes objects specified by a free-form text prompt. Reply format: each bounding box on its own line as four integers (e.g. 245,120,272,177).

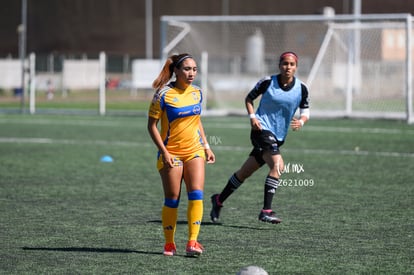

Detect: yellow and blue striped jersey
148,82,204,155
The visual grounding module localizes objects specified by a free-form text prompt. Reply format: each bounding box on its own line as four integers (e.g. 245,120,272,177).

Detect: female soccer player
210,51,309,224
147,53,215,256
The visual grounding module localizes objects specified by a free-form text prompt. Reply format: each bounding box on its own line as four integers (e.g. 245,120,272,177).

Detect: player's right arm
147,116,174,168
245,96,262,131
148,90,174,168
245,76,271,131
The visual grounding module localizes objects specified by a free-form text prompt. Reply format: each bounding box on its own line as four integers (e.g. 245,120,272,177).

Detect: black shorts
249,130,284,166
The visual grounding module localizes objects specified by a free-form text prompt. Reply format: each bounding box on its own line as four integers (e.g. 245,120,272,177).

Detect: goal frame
160,13,413,123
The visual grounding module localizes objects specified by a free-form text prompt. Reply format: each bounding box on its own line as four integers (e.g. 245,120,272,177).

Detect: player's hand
162,152,174,168
205,149,215,164
250,118,262,131
290,118,302,131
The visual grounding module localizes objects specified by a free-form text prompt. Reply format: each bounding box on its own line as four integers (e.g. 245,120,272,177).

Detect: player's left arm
198,120,215,164
291,83,310,130
299,83,310,124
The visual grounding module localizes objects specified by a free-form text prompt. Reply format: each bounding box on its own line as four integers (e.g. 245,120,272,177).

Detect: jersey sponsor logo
178,110,191,116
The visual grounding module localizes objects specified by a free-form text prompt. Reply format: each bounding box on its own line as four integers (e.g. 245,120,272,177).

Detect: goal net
160,14,413,123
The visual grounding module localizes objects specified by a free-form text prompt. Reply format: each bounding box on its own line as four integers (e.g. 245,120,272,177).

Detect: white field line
204,123,414,135
1,118,414,135
0,137,151,147
1,118,413,157
0,118,130,127
1,137,413,158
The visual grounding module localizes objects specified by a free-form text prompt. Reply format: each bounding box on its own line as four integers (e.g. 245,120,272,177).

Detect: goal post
160,14,413,123
406,17,413,124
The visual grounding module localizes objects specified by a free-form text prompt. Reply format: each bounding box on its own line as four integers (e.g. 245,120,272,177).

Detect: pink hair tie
279,52,298,63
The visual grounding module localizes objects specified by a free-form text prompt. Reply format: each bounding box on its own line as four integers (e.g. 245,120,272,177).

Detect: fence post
29,53,35,114
99,52,106,116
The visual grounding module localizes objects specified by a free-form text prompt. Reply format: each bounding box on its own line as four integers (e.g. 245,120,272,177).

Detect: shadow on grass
22,246,204,258
147,220,272,230
22,246,161,255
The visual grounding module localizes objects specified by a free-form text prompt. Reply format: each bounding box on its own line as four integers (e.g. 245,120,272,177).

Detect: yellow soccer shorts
157,149,206,170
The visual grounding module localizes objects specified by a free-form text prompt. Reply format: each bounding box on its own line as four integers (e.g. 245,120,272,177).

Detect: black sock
218,173,243,203
263,175,279,210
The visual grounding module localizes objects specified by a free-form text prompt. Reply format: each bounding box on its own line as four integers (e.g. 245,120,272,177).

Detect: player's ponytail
152,57,175,91
152,53,193,91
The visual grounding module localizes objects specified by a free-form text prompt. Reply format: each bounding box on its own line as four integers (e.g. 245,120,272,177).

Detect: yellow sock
162,205,177,244
187,199,203,241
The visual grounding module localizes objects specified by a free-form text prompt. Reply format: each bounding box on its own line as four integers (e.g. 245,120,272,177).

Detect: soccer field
0,114,413,274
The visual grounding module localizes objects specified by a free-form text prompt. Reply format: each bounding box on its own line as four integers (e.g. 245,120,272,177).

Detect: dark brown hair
279,51,298,65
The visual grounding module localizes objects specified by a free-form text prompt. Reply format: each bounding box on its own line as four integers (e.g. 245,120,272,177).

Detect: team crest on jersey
192,92,199,101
